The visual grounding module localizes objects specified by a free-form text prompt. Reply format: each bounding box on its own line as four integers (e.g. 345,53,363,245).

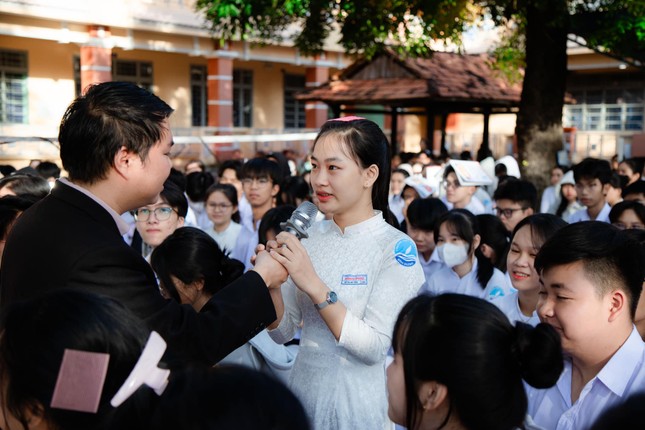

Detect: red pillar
305,64,329,128
80,25,112,94
207,56,234,131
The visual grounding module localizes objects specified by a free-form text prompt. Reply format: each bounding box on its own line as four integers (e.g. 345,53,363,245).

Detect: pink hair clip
327,116,366,122
50,349,110,413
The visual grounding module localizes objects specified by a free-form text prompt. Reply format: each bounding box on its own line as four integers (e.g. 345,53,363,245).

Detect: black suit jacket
1,181,276,365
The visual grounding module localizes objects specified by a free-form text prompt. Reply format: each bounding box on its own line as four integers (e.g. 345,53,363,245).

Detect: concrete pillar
80,25,112,93
207,56,234,131
305,64,329,128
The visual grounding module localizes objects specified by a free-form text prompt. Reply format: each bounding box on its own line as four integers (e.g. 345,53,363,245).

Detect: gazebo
296,49,522,157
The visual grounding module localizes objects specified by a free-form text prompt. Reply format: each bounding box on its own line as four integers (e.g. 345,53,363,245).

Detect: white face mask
437,242,469,268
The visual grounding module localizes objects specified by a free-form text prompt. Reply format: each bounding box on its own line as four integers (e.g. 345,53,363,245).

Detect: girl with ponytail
387,294,563,430
424,209,512,301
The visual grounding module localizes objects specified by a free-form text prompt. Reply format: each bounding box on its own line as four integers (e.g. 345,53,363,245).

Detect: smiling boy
527,221,645,430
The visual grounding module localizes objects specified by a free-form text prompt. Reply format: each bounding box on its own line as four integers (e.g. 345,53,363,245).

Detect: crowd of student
0,81,643,430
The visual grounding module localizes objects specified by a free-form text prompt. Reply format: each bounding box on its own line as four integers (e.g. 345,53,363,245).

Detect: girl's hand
269,231,321,296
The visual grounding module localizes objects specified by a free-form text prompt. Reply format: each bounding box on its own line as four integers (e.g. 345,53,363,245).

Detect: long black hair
150,227,244,303
392,294,562,430
0,290,149,430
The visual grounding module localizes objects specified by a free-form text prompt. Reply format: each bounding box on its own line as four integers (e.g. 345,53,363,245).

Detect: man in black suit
1,82,287,365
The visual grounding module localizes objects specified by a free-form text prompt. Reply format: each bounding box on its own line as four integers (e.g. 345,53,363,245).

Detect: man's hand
252,249,287,289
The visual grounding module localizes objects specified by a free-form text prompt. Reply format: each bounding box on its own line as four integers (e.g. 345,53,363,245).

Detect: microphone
280,201,319,240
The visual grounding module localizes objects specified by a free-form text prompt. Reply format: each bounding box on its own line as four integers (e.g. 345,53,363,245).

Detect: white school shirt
268,211,425,430
418,250,444,294
388,193,405,224
205,221,242,256
568,202,611,223
425,258,511,301
441,195,487,215
527,327,645,430
491,291,540,326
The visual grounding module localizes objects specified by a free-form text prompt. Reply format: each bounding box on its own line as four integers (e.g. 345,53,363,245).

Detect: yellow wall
233,60,309,130
112,48,203,128
0,36,77,137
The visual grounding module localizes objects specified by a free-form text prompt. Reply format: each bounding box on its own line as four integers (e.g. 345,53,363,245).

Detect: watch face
328,291,338,304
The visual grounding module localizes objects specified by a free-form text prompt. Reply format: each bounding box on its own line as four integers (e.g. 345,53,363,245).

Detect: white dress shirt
568,202,611,223
491,291,540,326
424,258,512,301
527,327,645,430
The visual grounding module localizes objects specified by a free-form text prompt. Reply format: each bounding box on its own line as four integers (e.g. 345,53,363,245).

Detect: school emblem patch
394,239,418,267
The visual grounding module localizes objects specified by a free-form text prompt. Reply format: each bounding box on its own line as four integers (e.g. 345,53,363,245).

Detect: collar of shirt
581,202,611,222
58,178,130,236
556,326,644,408
322,210,384,237
595,326,644,396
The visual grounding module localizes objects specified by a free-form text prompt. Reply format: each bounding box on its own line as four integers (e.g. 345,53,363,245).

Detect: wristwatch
314,291,338,310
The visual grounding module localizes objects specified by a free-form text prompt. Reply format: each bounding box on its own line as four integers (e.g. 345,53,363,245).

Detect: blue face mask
437,242,469,267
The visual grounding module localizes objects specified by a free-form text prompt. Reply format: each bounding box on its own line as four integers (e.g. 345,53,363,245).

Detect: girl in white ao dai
266,118,425,430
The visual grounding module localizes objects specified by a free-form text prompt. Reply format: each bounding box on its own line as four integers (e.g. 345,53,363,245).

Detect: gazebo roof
297,50,522,111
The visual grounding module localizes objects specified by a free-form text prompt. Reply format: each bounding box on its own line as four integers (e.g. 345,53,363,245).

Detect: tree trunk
515,0,569,193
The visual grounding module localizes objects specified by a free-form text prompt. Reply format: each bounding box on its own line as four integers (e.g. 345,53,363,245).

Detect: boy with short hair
493,178,537,233
568,158,612,223
528,221,645,430
232,157,283,269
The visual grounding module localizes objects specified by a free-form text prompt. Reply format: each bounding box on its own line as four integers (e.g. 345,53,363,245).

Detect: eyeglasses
612,222,645,230
207,203,233,211
495,207,528,218
241,177,271,186
442,180,461,189
134,207,177,222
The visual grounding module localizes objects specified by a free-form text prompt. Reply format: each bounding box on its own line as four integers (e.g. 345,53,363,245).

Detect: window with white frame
113,58,153,92
73,57,153,96
284,73,306,129
0,49,28,124
233,69,253,127
564,75,645,132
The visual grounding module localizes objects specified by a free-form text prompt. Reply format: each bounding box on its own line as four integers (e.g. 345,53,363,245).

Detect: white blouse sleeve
337,246,424,365
267,277,302,345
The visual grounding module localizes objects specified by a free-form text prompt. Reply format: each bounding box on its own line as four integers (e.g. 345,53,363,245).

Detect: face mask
437,243,469,268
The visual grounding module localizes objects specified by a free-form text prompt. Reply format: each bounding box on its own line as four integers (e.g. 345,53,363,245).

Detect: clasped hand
264,232,319,295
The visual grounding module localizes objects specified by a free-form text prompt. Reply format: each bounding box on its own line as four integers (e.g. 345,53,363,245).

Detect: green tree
196,0,645,189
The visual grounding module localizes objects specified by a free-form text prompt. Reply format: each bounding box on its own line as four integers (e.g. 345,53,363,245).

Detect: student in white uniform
134,179,187,260
492,214,567,326
264,117,425,430
388,168,409,225
406,197,448,292
528,222,645,430
440,165,486,215
425,209,511,301
203,183,242,256
568,158,612,223
387,294,562,430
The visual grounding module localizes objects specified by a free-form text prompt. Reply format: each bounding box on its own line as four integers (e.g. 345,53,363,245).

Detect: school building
0,0,643,167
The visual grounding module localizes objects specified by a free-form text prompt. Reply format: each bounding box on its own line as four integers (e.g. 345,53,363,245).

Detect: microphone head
280,201,319,239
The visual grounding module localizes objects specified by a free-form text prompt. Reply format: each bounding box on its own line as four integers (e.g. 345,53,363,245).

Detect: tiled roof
297,50,522,107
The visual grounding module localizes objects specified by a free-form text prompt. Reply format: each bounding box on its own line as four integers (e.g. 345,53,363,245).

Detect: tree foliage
195,0,477,58
196,0,645,189
196,0,645,67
